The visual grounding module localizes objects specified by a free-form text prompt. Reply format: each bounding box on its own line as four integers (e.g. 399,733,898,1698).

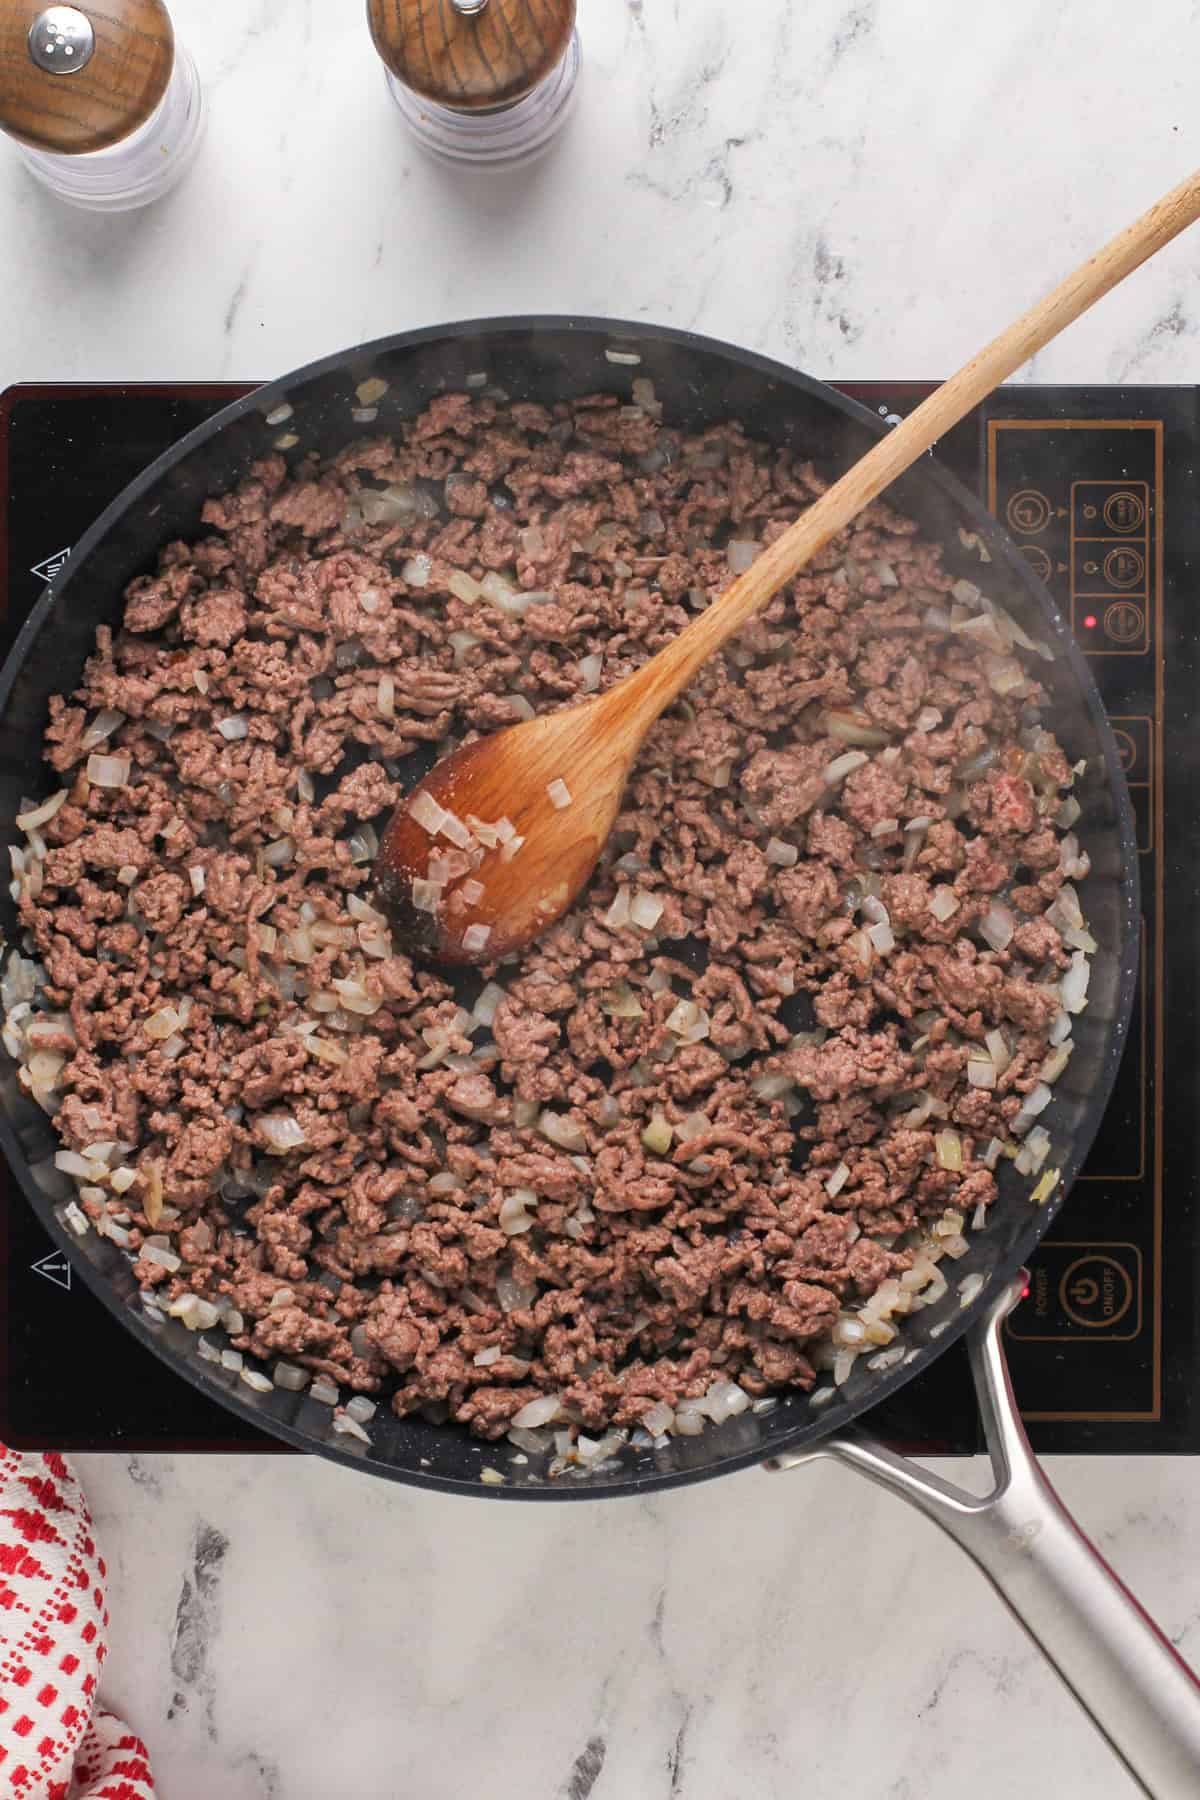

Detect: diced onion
216,716,248,741
825,1161,850,1198
408,790,446,836
847,929,873,970
348,824,379,866
823,710,890,748
967,1051,997,1089
929,886,960,922
480,571,527,615
641,1113,673,1155
499,1193,535,1236
1023,1125,1052,1172
81,708,126,752
448,570,483,604
727,540,762,574
472,982,505,1028
538,1110,587,1152
412,878,443,914
1012,1082,1053,1136
603,982,644,1020
823,750,869,785
578,654,603,692
54,1150,102,1181
377,674,395,720
402,554,432,587
546,778,572,810
328,973,380,1017
665,1000,709,1044
438,810,473,850
86,753,130,788
1040,1040,1073,1084
16,789,68,832
259,1113,307,1153
985,1028,1011,1073
766,838,798,867
513,1395,562,1428
463,924,491,955
604,888,632,930
979,902,1015,951
1061,951,1091,1014
630,891,664,931
985,655,1028,696
934,1129,963,1171
140,1244,181,1273
145,1006,182,1042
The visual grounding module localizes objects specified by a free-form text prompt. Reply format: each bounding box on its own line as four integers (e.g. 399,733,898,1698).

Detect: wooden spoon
375,169,1200,964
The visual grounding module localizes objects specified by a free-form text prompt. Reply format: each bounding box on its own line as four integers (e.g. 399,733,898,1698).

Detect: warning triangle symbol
31,1251,72,1292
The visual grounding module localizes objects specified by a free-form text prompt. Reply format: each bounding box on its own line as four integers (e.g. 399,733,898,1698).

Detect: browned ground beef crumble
11,387,1085,1441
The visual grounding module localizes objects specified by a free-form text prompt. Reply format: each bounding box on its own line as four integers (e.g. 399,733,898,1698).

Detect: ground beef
8,384,1086,1445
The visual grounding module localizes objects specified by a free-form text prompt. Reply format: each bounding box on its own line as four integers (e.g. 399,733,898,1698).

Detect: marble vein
168,1521,229,1736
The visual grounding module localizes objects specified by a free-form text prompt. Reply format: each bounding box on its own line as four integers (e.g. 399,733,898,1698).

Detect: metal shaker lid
367,0,576,111
0,1,175,154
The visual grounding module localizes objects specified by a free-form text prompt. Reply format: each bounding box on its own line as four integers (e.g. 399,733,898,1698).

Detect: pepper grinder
367,0,579,170
0,1,203,210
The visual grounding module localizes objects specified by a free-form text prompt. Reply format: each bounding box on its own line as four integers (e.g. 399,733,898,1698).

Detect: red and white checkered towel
1,1442,154,1799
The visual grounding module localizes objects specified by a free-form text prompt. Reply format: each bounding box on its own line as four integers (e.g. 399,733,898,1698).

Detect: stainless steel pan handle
767,1276,1200,1799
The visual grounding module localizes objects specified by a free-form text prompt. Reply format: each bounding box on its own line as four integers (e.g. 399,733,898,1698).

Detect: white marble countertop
4,2,1200,1794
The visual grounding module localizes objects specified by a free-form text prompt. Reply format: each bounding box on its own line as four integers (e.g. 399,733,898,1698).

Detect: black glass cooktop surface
1,380,1196,1456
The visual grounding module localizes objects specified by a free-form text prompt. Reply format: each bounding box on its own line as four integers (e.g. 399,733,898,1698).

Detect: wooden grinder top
0,1,174,154
367,0,574,111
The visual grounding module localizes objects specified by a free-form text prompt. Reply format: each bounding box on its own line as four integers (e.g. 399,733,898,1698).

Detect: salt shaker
0,1,203,210
367,0,579,171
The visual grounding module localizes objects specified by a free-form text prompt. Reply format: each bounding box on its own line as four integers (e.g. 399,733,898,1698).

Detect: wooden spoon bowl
374,692,626,964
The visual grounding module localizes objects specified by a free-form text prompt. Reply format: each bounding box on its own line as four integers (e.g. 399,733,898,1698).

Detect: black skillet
1,322,1194,1793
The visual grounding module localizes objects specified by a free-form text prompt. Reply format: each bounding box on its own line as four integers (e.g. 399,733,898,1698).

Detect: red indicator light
1084,614,1098,629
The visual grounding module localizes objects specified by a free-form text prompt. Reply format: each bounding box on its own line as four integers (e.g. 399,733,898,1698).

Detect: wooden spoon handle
612,166,1200,729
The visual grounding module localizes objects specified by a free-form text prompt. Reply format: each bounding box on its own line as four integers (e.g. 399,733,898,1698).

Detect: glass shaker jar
0,2,204,211
367,0,579,171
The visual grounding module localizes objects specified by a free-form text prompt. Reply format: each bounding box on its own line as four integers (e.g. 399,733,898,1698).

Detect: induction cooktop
1,378,1195,1456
